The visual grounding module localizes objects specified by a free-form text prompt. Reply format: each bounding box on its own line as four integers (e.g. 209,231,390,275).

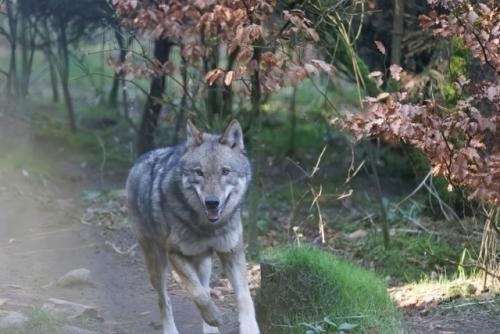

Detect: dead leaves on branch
338,0,500,206
419,0,500,74
340,98,499,205
112,0,332,93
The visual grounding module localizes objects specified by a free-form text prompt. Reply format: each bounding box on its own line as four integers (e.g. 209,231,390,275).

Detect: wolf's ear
186,119,203,147
220,119,244,150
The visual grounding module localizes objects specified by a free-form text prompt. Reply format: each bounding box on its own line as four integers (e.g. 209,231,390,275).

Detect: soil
0,113,238,333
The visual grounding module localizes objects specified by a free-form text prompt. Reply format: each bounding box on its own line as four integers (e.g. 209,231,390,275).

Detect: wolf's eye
221,167,231,176
194,168,204,177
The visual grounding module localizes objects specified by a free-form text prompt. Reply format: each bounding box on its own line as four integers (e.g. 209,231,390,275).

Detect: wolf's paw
163,326,179,334
202,322,220,333
239,319,260,334
200,302,223,327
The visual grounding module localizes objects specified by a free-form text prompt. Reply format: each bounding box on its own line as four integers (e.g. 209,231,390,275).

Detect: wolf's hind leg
195,255,220,334
140,239,179,334
169,252,223,327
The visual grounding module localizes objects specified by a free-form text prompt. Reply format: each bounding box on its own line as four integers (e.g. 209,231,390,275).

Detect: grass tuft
0,306,63,334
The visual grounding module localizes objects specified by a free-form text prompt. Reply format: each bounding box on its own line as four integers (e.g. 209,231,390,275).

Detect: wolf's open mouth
205,194,231,223
206,208,220,222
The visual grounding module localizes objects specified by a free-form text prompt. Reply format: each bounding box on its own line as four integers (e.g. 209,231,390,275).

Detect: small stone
399,296,418,308
345,229,368,240
466,283,477,295
0,311,29,329
56,268,94,288
419,308,430,316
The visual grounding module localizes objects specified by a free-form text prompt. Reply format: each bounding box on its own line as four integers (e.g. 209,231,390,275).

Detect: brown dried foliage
340,0,499,206
111,0,335,93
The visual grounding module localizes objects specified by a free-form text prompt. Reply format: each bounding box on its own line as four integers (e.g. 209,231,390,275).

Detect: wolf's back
126,146,184,238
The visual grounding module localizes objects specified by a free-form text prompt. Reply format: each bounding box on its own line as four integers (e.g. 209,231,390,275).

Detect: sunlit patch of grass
389,271,499,309
257,246,403,333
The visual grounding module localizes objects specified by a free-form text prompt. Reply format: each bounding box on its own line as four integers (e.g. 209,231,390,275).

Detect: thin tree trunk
368,140,390,249
172,54,188,145
137,38,171,154
221,48,238,119
6,0,18,97
42,21,59,103
57,22,76,132
20,14,28,96
247,38,263,139
201,32,220,125
19,15,36,98
109,29,127,108
47,49,59,102
247,178,261,259
287,86,297,157
391,0,405,65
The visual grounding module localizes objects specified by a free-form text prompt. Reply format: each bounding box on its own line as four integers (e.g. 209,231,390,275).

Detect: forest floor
0,113,239,334
1,110,500,334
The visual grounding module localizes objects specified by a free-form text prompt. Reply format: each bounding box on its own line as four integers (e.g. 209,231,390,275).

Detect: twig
94,134,106,185
442,299,494,309
311,145,327,177
105,240,137,256
394,170,432,208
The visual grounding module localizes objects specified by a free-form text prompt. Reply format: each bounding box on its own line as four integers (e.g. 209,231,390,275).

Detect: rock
345,229,368,240
399,296,418,308
56,268,94,288
43,298,100,321
466,283,477,295
58,325,97,334
0,311,29,329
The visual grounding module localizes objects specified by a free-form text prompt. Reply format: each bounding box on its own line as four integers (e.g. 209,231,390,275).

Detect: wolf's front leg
169,252,223,327
139,240,179,334
219,246,260,334
194,255,220,334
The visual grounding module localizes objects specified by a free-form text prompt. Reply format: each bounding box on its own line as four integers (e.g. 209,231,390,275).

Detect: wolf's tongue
206,209,219,221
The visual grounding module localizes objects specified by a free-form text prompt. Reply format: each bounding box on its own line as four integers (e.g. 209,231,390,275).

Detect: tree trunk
47,49,59,102
6,0,18,97
221,48,238,119
137,38,171,155
201,33,220,125
247,38,262,139
172,54,188,145
391,0,405,65
245,38,263,257
19,15,36,98
57,22,77,133
41,21,59,103
287,86,297,157
108,29,127,108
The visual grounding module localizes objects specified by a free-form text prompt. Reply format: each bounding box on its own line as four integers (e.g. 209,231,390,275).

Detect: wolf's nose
204,195,220,209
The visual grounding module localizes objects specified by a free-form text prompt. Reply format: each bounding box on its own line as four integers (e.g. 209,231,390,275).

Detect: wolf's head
179,120,251,225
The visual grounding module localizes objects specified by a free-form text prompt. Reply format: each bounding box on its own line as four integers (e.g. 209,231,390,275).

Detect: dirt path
0,114,237,333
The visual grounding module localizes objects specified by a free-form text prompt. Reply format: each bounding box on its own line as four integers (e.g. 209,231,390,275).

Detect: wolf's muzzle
204,195,221,222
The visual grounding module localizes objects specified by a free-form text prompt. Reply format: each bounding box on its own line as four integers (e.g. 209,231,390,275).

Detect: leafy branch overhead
111,0,336,94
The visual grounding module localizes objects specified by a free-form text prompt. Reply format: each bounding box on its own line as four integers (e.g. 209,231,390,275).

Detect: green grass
257,246,402,333
0,146,51,177
354,232,467,283
0,306,63,334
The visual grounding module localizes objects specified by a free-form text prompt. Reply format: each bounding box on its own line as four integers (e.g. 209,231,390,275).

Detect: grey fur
126,120,259,334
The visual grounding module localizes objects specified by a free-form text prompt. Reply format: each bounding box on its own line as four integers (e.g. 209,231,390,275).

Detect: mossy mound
256,247,402,333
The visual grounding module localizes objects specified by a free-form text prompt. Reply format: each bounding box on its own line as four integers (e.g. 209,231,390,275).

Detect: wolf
126,119,260,334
